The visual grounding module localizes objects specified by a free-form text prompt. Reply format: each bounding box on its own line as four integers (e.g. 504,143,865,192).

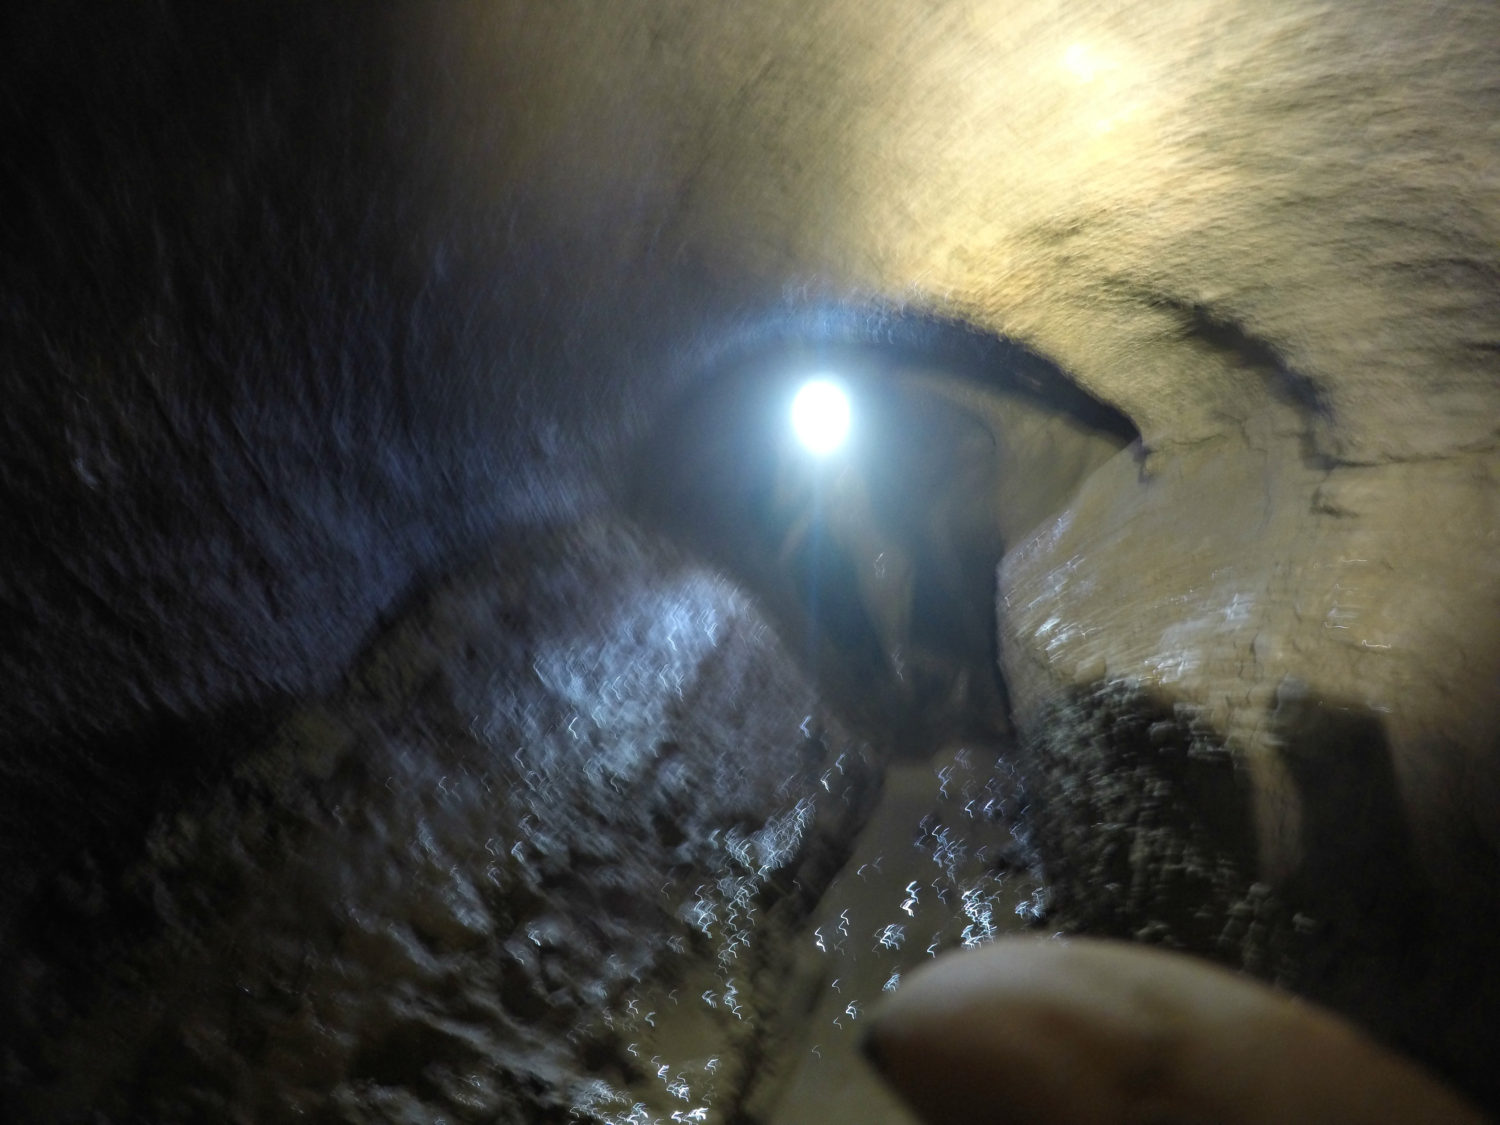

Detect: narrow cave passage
632,329,1140,759
619,328,1142,1121
4,1,1499,1120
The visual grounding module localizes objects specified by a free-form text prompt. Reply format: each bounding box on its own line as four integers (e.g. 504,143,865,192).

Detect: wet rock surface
1010,673,1500,1111
997,426,1500,1111
0,518,890,1123
763,745,1040,1125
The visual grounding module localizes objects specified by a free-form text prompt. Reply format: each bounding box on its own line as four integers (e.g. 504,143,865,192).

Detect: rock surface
2,519,889,1122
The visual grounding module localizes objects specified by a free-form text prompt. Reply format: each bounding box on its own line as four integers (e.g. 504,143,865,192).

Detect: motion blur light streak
791,379,852,455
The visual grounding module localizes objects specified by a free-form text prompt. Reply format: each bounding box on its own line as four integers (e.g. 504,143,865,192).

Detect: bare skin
866,937,1489,1125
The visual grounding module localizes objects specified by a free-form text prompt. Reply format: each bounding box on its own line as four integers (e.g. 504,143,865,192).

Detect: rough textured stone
0,519,886,1122
998,437,1500,1104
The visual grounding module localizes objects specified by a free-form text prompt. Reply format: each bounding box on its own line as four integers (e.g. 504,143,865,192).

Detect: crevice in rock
629,315,1138,760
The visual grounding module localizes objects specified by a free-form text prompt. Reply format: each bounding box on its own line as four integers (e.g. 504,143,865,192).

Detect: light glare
790,379,851,455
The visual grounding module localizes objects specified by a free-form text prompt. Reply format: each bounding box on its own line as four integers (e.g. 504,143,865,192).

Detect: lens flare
790,379,851,455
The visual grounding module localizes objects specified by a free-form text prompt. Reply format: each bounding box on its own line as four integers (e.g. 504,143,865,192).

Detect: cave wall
1,1,1497,1120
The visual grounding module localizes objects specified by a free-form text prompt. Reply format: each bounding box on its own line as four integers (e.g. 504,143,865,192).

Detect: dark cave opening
629,325,1140,759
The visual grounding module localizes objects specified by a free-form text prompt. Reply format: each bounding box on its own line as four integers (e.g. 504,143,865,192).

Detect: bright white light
1064,42,1116,83
790,378,851,455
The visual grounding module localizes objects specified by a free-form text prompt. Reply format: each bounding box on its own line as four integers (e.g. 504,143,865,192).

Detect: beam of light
790,378,851,455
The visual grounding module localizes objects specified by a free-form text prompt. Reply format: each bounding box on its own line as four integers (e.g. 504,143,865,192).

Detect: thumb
863,936,1486,1125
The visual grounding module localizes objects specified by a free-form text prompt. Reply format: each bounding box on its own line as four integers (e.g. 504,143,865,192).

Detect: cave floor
762,745,1038,1123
